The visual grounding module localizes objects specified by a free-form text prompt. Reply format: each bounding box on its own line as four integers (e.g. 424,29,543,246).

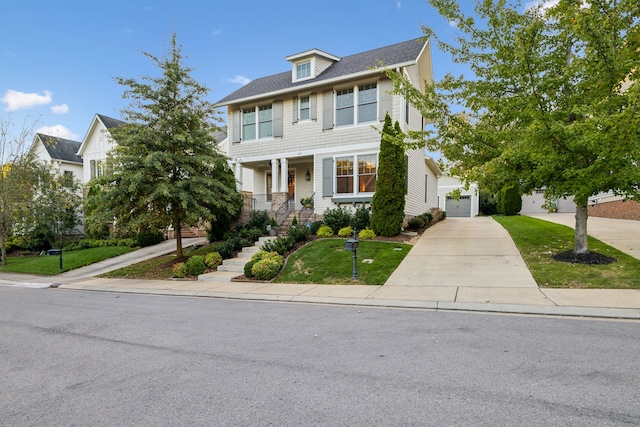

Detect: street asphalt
1,216,639,320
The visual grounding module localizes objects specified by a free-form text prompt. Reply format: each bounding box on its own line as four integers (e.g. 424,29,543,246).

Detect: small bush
479,190,498,215
247,227,263,243
261,236,295,255
244,259,257,278
429,207,445,222
117,238,137,248
291,215,298,227
251,257,284,281
186,255,206,276
316,225,334,238
205,252,223,269
310,221,324,235
172,262,187,278
497,186,522,216
287,225,309,243
251,250,270,262
323,207,352,232
248,210,270,231
350,205,371,232
407,217,426,230
212,240,235,259
418,212,433,224
136,229,163,247
358,228,376,240
338,226,354,238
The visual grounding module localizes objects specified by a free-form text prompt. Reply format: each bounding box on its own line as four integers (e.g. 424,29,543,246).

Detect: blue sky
1,0,542,142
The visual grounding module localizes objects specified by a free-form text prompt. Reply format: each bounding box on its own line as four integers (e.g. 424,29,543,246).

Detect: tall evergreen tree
371,113,407,237
89,33,242,257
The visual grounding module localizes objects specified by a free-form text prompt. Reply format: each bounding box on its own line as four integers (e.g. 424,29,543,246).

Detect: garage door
446,195,472,217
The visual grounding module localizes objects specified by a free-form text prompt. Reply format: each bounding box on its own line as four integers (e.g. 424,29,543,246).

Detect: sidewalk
3,220,640,319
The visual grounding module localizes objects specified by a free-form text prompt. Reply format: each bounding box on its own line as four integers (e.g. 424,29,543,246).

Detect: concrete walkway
2,220,640,320
526,213,640,260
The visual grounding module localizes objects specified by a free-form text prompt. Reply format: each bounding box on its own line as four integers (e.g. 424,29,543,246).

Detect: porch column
280,158,288,193
271,159,279,194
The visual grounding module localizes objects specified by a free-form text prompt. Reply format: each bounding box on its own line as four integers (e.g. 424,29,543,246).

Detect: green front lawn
493,215,640,289
276,239,411,285
0,246,135,276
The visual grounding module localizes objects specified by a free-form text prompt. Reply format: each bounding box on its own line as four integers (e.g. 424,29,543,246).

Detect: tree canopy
387,0,640,253
88,33,242,257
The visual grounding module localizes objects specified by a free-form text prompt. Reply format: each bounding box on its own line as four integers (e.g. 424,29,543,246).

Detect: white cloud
1,89,52,112
36,124,78,140
51,103,69,114
449,19,458,28
227,75,251,85
212,29,222,36
525,0,559,12
396,1,401,9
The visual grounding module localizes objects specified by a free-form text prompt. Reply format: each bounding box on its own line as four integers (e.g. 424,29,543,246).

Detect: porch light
305,169,311,181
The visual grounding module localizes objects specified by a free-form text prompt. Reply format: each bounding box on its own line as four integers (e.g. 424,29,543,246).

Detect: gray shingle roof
216,38,426,105
97,114,125,129
37,134,83,164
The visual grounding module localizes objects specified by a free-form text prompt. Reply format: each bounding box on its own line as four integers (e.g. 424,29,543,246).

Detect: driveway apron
384,217,538,288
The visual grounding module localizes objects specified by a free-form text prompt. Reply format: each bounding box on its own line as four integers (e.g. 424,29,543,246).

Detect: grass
493,215,640,289
275,238,411,285
0,246,134,276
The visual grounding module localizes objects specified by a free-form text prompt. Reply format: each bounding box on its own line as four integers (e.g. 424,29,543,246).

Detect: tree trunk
574,197,589,254
175,217,183,258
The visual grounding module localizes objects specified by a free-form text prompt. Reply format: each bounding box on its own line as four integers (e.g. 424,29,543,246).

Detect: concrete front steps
198,236,275,283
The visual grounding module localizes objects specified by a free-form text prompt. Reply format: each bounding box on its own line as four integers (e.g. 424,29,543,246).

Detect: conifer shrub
497,186,522,216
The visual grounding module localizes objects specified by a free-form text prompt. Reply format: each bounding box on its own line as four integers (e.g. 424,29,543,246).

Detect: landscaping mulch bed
551,250,616,265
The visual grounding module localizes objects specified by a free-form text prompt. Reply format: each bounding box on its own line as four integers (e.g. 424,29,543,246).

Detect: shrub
310,221,324,235
338,226,354,238
205,252,223,269
246,227,263,243
186,255,206,276
429,207,445,222
251,250,270,262
244,259,257,278
479,190,498,215
287,225,309,243
172,262,187,278
117,238,137,247
350,205,371,232
322,207,352,232
291,215,298,227
136,229,163,247
212,240,235,259
358,228,376,240
261,236,295,255
418,212,433,224
251,257,284,280
316,225,334,238
407,217,426,230
497,186,522,216
248,210,270,231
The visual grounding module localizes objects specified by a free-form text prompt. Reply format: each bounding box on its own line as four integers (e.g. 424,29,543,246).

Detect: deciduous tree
387,0,640,254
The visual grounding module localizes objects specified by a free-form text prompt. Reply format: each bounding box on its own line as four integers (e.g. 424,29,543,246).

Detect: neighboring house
588,192,640,221
520,190,575,214
30,133,83,184
215,38,440,224
437,175,479,217
77,113,125,187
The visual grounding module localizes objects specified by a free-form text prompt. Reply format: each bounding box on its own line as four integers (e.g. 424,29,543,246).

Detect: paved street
2,287,639,426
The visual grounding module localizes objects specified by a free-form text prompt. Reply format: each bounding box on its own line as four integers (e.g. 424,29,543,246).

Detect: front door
288,171,295,199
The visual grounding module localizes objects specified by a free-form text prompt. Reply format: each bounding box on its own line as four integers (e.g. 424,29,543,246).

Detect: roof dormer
286,49,341,83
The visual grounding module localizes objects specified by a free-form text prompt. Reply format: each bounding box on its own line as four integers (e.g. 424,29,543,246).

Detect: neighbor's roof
97,114,125,129
216,38,427,106
37,134,83,164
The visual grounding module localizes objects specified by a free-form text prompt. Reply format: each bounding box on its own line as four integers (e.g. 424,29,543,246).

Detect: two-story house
215,38,441,225
76,113,125,187
30,133,83,184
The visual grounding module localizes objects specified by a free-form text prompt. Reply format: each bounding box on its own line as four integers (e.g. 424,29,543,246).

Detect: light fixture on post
305,169,311,181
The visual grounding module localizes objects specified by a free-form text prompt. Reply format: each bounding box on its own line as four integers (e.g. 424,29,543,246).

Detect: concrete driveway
526,214,640,260
385,217,538,289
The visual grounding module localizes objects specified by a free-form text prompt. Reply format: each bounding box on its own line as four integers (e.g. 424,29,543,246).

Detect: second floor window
241,105,273,140
335,83,377,127
258,105,273,138
296,62,311,80
242,109,256,140
299,96,310,121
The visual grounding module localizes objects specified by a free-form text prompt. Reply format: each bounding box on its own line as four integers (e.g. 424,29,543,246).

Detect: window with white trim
336,154,377,195
258,105,273,138
242,108,256,140
299,96,310,121
335,83,377,127
241,105,273,141
296,61,311,80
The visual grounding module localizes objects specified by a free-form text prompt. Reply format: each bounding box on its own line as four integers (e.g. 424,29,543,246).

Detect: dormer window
296,62,311,80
